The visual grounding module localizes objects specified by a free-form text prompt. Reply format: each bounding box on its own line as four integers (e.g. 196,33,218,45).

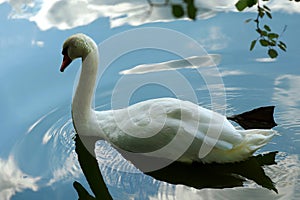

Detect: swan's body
60,33,275,164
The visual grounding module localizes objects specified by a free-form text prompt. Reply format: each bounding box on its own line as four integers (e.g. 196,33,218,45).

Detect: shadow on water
73,134,113,200
73,133,278,200
146,152,278,193
73,106,279,199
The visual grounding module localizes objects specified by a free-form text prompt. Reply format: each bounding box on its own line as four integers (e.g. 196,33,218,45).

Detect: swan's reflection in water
95,141,277,191
9,106,300,200
157,153,299,200
93,139,300,200
146,152,277,192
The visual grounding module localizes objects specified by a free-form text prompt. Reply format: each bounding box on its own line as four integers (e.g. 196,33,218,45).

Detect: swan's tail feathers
202,129,276,163
237,129,276,153
227,106,277,130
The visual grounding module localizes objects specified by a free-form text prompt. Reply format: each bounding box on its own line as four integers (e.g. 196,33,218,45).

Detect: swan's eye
62,47,68,55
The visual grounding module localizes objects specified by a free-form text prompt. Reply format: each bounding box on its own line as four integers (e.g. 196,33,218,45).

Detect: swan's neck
72,50,98,127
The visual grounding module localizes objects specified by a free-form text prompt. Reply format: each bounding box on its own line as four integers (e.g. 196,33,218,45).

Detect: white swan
60,33,276,164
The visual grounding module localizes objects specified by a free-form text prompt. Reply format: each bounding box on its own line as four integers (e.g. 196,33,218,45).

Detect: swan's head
60,33,97,72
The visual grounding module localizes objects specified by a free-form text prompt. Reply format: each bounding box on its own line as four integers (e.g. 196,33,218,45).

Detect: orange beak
60,54,72,72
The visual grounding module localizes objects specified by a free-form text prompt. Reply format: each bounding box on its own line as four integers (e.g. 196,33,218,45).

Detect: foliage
172,0,197,20
235,0,287,58
146,0,297,59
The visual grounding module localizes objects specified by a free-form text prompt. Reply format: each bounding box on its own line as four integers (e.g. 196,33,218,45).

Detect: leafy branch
146,0,298,59
235,0,287,58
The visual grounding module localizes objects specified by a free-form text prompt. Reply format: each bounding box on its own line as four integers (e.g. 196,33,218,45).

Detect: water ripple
95,140,141,174
11,106,79,186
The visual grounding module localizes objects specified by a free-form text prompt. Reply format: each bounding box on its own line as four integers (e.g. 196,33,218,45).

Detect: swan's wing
95,103,179,153
96,98,242,155
163,99,243,151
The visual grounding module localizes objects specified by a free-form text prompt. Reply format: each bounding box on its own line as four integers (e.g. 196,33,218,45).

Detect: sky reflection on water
0,0,300,199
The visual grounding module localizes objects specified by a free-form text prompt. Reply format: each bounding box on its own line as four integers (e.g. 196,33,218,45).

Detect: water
6,59,300,199
1,3,300,199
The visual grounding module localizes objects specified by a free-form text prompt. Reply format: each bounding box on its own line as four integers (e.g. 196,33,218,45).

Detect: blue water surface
0,2,300,200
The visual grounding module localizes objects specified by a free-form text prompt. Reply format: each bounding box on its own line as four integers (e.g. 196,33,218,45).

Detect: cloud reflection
119,54,221,75
2,0,300,30
0,156,40,200
273,74,300,130
31,39,44,47
255,57,277,63
200,26,229,51
47,152,82,186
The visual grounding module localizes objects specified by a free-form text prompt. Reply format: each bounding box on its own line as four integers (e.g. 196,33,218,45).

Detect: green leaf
259,10,265,18
172,5,185,18
279,41,287,48
266,11,272,19
187,4,197,20
245,18,253,23
250,40,257,51
278,43,287,51
235,0,248,11
256,28,261,34
269,39,276,46
247,0,258,7
259,39,269,46
263,5,271,11
268,49,278,58
256,28,267,36
268,33,279,39
264,25,271,32
235,0,257,11
261,30,268,36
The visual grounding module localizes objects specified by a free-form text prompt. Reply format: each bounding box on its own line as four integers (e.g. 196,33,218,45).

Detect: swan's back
94,98,275,163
